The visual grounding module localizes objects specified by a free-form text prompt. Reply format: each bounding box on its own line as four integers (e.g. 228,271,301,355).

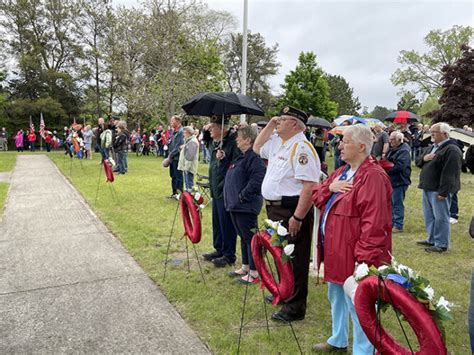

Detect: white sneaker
449,217,458,224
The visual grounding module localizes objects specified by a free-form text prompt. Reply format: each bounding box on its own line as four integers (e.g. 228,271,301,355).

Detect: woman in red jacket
28,129,37,152
312,124,392,354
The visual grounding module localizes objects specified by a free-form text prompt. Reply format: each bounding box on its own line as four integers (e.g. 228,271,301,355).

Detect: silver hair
391,131,404,143
183,126,194,135
432,122,451,137
296,119,306,131
345,124,374,155
238,125,258,145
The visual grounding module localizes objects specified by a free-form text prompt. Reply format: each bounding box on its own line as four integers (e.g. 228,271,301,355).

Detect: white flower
283,244,295,256
423,286,434,301
354,263,370,281
199,204,205,209
277,224,288,236
378,265,389,272
396,264,414,279
437,296,451,311
265,219,279,229
194,192,201,201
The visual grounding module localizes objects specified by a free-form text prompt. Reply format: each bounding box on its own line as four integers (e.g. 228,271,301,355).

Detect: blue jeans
202,145,210,163
230,212,258,270
469,267,474,353
211,198,237,262
327,283,374,354
422,190,451,249
183,171,194,190
392,185,408,229
116,151,127,173
169,159,183,195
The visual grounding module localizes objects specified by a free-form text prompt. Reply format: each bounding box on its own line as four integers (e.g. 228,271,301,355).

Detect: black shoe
264,294,284,305
202,251,222,261
271,310,305,323
425,246,448,253
416,240,434,246
212,256,234,268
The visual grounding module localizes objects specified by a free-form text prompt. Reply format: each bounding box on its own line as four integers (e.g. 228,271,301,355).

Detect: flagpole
240,0,248,124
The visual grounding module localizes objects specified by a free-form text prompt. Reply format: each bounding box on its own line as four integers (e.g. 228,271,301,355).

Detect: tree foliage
370,105,393,120
0,0,237,130
391,25,473,97
280,52,337,119
397,91,420,112
326,74,360,116
222,31,280,113
429,44,473,127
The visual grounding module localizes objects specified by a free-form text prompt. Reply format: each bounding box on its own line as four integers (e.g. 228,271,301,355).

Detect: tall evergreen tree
326,74,360,116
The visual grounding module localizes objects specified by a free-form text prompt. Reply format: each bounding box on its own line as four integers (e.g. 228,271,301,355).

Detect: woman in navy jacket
223,125,266,284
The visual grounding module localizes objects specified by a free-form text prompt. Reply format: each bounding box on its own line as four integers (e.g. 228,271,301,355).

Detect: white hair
432,122,451,137
390,131,404,143
296,119,306,131
345,124,374,155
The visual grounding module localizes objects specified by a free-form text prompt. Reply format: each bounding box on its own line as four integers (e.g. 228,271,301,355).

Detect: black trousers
266,204,314,317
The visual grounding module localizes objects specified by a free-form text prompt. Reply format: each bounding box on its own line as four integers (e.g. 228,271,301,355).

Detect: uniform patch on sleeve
298,153,309,165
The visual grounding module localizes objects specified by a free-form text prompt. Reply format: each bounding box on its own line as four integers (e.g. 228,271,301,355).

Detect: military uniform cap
210,114,231,125
280,106,308,125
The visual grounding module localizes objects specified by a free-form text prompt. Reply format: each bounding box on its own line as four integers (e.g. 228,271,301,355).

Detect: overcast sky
115,0,473,111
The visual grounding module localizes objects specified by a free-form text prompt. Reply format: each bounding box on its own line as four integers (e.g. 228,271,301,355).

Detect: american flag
29,116,35,132
39,112,46,138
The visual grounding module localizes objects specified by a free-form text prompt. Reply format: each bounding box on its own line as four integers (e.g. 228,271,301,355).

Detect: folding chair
196,174,211,206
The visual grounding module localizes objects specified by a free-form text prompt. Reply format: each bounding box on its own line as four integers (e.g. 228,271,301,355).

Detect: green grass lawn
0,151,17,172
5,150,474,353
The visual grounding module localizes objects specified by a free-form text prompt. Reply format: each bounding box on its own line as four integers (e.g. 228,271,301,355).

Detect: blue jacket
386,142,411,187
223,149,266,215
168,127,184,161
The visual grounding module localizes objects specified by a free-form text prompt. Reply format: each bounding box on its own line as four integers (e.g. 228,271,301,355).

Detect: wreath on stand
179,188,205,244
348,258,451,354
251,219,295,306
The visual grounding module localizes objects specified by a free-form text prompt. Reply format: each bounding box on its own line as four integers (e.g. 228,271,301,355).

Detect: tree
391,25,473,97
279,52,337,119
222,31,280,112
397,91,420,112
370,106,393,120
326,74,360,116
429,44,474,127
417,96,439,121
77,0,114,117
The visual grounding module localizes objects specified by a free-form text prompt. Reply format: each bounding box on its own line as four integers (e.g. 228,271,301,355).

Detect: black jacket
113,131,129,152
223,149,266,214
209,130,240,200
416,140,462,197
386,143,411,187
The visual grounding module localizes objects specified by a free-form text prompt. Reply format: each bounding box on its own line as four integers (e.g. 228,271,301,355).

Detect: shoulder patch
298,153,309,165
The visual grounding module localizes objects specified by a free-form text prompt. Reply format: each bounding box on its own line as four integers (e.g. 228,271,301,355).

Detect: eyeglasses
339,140,356,145
430,130,441,134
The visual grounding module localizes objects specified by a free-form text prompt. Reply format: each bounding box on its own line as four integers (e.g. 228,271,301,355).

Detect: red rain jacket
312,157,392,284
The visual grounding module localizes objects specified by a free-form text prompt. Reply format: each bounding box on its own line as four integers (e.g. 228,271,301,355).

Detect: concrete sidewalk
0,155,209,353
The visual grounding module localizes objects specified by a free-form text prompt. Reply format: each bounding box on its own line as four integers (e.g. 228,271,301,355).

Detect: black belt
265,199,282,206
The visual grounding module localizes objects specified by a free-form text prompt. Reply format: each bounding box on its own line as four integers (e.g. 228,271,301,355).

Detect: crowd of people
1,109,472,352
159,107,469,353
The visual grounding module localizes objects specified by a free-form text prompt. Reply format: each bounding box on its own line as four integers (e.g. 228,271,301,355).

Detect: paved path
0,155,210,354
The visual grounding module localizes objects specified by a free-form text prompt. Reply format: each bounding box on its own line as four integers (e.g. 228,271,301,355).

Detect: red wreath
102,160,114,182
179,191,202,244
251,231,294,306
355,276,447,355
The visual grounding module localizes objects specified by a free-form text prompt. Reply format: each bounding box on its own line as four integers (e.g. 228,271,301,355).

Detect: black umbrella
307,116,332,129
181,92,265,116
